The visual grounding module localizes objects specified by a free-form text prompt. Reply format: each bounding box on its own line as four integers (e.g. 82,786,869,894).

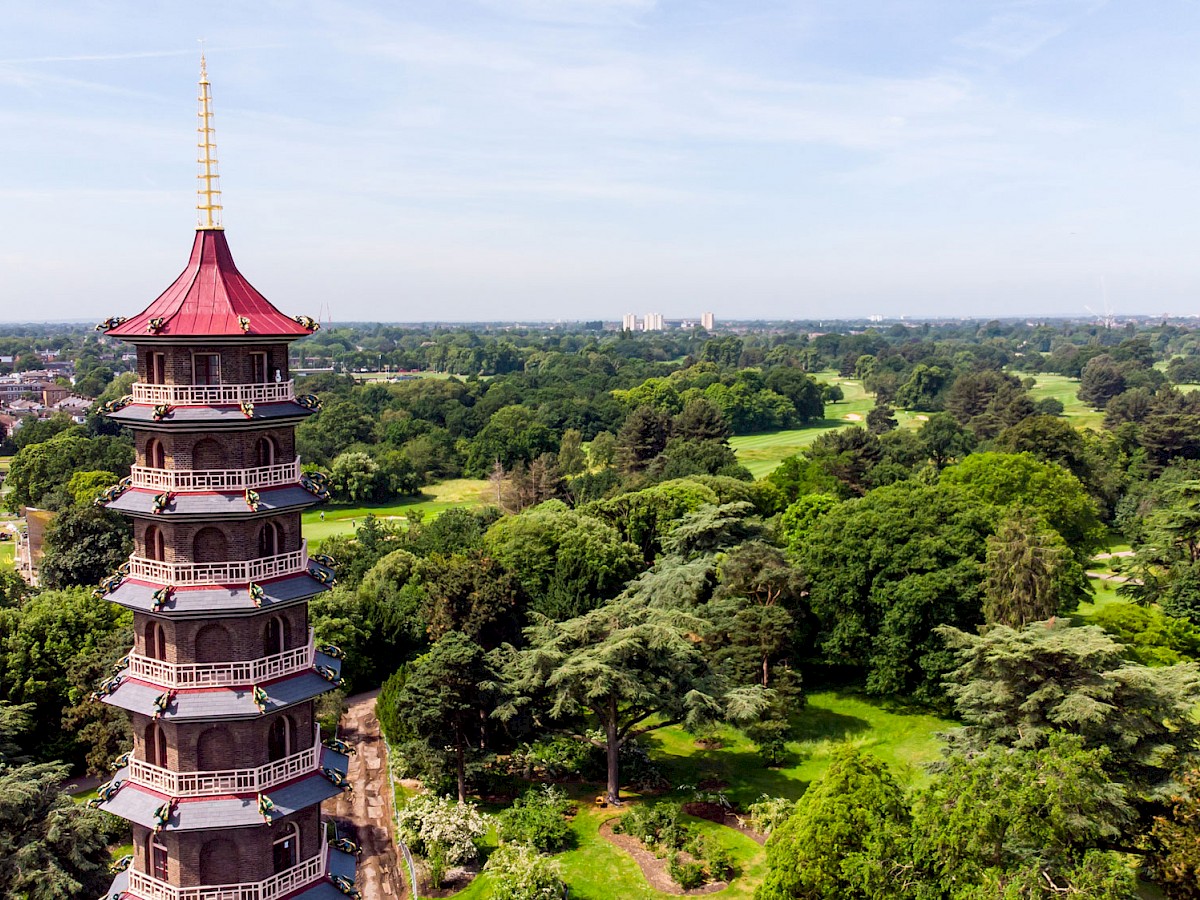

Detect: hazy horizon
3,1,1200,323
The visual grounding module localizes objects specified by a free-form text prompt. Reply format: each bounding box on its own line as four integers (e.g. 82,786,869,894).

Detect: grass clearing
0,541,13,569
450,797,766,900
731,373,922,478
1027,374,1105,429
647,690,952,805
301,478,493,544
429,690,947,898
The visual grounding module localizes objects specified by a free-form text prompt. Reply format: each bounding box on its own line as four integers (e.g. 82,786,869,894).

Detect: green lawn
301,478,494,544
0,541,13,569
731,374,921,478
647,690,952,805
1027,374,1106,429
451,803,766,900
442,690,948,898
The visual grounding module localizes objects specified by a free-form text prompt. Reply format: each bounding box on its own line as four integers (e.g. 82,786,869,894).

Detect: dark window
251,352,269,384
272,823,298,873
193,353,221,386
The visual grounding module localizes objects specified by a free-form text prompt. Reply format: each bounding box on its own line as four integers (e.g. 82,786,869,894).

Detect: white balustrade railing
131,381,295,406
128,725,321,797
128,849,325,900
130,459,301,492
127,630,315,688
127,543,308,587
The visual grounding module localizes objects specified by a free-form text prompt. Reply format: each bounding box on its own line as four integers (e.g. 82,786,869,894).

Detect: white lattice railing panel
130,459,301,492
131,381,295,406
127,543,308,587
128,849,325,900
127,631,314,688
128,726,321,797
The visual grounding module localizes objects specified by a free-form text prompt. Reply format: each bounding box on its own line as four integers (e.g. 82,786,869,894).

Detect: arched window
257,521,281,558
264,615,288,656
195,623,231,664
255,435,278,467
144,722,168,768
267,715,293,762
192,527,228,564
144,525,165,562
272,822,299,873
146,438,166,469
192,437,224,471
143,620,167,661
196,727,233,771
199,838,238,884
147,834,169,880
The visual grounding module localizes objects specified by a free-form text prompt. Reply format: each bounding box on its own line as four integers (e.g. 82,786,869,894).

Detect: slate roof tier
100,652,342,721
104,230,313,340
105,485,322,519
107,401,314,430
103,569,331,617
96,747,349,830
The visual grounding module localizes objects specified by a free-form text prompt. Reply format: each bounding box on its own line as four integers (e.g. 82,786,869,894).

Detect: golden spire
196,53,223,230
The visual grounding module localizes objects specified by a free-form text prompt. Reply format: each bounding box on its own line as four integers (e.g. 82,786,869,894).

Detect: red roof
107,230,311,339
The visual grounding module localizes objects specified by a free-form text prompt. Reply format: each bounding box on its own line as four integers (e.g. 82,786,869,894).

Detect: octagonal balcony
128,725,321,798
127,630,315,689
126,542,309,587
127,848,326,900
130,459,301,492
131,380,295,406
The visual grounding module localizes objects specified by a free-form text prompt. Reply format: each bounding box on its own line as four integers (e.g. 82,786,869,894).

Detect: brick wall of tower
134,514,302,562
136,429,297,470
137,345,291,385
131,805,322,887
133,606,310,663
131,704,317,772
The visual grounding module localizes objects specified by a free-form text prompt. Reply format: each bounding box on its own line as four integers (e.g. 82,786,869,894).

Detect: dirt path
324,689,407,900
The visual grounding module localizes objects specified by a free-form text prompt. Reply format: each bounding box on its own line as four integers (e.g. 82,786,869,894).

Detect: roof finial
196,46,223,230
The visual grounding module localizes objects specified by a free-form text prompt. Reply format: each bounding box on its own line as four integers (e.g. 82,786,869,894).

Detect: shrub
668,854,706,890
485,843,566,900
512,736,600,780
497,787,574,852
614,801,692,852
746,795,795,836
396,794,489,866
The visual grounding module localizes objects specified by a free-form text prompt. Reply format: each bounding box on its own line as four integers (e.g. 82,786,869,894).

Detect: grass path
302,478,493,544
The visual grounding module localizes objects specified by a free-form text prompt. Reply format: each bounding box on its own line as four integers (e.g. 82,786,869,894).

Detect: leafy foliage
939,619,1200,800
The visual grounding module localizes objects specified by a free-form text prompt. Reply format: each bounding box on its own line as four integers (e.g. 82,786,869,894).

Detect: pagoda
91,58,358,900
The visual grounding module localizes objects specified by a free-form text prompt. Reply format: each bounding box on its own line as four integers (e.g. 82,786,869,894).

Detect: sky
2,0,1200,323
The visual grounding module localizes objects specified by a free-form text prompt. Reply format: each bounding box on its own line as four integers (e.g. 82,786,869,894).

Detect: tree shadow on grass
638,734,814,803
789,704,871,743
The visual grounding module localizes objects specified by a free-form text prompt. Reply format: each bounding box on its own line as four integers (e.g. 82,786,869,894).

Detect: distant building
643,312,664,332
622,313,639,331
40,385,69,407
15,508,54,587
701,311,715,330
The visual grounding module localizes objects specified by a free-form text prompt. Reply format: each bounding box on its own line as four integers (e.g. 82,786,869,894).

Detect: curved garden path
324,689,408,900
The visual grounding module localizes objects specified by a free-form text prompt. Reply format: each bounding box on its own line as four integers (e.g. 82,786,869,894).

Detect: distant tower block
622,313,639,331
701,311,715,330
92,57,356,900
643,313,664,332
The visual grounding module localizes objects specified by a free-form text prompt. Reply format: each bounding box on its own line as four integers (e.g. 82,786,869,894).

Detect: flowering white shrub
485,843,566,900
396,793,489,865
